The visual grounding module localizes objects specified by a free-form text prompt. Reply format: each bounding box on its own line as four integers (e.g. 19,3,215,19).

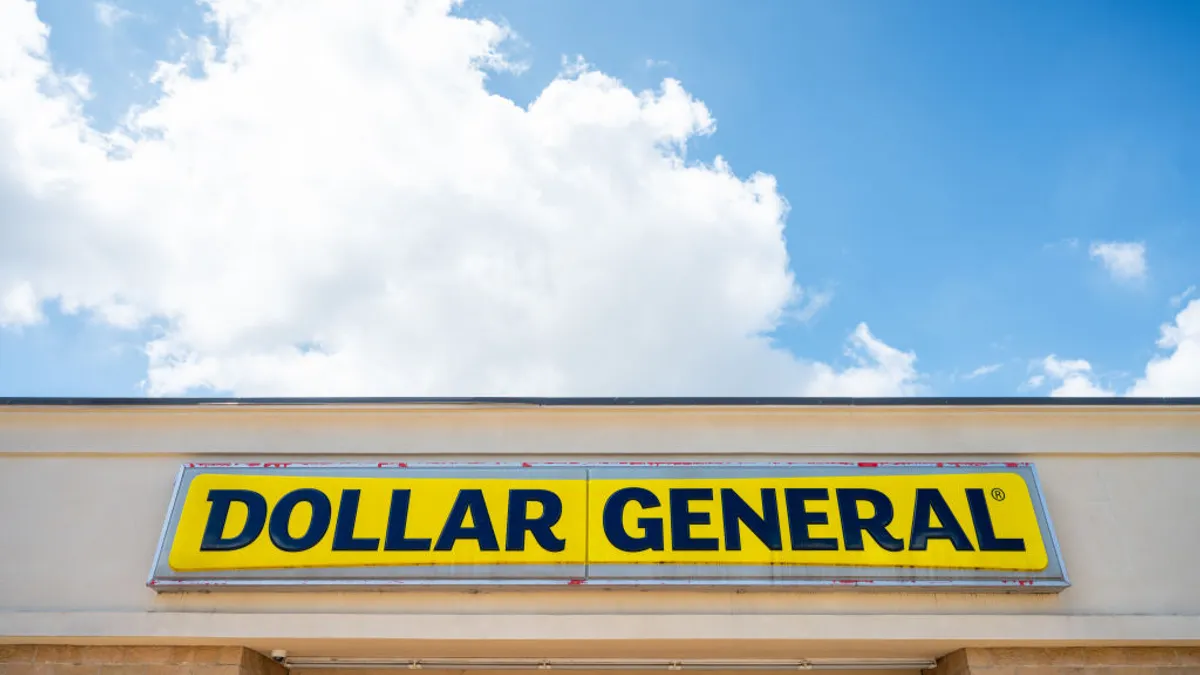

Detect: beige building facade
1,399,1198,675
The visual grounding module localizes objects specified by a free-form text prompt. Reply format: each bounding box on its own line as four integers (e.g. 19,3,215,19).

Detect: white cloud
801,324,921,396
0,0,920,397
1127,299,1200,396
93,1,132,27
0,282,43,326
964,363,1002,380
1042,355,1091,380
1031,355,1115,397
1089,241,1147,282
1031,300,1200,397
1170,285,1195,308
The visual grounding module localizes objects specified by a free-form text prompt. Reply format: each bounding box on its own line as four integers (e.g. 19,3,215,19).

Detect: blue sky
1,0,1198,397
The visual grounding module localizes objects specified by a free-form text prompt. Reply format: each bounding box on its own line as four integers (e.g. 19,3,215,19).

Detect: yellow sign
167,469,1048,573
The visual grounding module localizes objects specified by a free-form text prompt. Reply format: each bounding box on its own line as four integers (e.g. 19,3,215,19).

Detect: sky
0,0,1198,398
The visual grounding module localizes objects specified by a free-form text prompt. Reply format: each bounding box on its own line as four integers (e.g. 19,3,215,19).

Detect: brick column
0,646,286,675
925,647,1200,674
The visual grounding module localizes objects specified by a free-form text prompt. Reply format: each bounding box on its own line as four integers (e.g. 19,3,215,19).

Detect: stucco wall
1,404,1198,658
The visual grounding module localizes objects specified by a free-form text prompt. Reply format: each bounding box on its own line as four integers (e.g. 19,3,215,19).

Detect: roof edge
3,396,1200,407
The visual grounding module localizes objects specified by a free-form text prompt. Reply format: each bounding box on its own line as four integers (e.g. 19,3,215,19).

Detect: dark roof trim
3,396,1200,407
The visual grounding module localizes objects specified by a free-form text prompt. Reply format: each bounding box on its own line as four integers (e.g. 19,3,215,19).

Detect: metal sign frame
148,461,1069,593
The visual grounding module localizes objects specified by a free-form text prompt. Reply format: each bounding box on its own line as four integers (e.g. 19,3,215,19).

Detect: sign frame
148,462,1069,593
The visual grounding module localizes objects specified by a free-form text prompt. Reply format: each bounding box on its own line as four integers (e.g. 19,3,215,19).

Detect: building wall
1,403,1198,663
0,645,285,675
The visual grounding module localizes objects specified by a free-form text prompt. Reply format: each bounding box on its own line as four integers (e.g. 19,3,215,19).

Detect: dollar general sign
150,464,1068,592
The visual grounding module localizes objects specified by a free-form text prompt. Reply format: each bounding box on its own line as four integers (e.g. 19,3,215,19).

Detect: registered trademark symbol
990,487,1006,502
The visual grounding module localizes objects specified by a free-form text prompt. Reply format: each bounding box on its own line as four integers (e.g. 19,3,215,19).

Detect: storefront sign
149,463,1068,592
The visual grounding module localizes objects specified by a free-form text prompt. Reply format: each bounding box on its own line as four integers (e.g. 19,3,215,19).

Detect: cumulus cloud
1089,241,1147,282
1030,355,1115,397
802,324,921,396
0,0,920,397
1032,300,1200,397
1128,299,1200,396
0,282,42,327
